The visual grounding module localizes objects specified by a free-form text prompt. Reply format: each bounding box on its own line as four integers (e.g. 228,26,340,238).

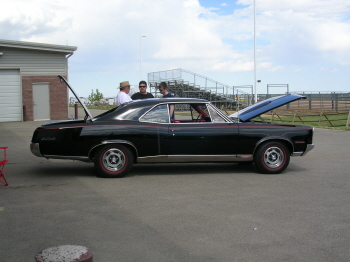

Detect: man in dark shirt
158,82,174,98
158,82,175,120
131,81,154,100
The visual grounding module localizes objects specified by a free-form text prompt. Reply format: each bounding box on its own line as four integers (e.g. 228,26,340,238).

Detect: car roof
93,98,211,121
119,97,209,108
130,97,208,104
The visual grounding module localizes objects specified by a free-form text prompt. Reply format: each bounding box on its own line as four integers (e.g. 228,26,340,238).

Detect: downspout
66,52,74,59
66,52,74,118
66,52,74,78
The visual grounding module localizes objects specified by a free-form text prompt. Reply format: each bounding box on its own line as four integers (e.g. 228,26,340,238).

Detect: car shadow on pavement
20,161,304,181
128,162,258,177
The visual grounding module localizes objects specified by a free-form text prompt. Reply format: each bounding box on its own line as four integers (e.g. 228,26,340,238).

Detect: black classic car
30,76,314,178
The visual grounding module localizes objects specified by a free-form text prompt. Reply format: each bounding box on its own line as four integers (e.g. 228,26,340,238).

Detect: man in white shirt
116,81,132,106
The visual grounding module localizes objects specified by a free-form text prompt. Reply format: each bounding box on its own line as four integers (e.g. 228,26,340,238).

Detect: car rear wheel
94,144,133,178
254,141,290,174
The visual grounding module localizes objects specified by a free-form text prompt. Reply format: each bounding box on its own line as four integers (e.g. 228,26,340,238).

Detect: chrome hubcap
264,146,284,169
102,148,126,172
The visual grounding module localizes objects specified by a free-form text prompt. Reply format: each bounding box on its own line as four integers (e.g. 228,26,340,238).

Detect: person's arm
169,104,175,120
123,94,132,103
118,92,132,105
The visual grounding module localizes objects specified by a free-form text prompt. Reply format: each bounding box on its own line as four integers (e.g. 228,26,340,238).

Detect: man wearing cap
116,81,132,106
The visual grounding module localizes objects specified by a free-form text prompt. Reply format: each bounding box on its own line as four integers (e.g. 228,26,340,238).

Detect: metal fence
148,68,236,97
148,68,253,109
260,93,350,112
148,69,350,112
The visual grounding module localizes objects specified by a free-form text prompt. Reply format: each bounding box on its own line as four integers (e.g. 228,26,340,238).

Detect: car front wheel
94,144,133,178
254,141,290,174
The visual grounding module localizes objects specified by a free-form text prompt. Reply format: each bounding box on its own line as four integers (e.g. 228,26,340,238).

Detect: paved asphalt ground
1,114,350,261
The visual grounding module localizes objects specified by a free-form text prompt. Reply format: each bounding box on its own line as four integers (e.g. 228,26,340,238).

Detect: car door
137,103,170,158
168,103,239,157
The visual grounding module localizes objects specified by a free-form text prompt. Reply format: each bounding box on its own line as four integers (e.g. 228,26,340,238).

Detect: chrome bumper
30,143,42,157
302,144,314,156
293,144,315,157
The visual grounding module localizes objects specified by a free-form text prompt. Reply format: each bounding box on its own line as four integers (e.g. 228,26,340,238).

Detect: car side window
171,103,211,123
140,104,169,123
173,104,191,121
207,105,227,123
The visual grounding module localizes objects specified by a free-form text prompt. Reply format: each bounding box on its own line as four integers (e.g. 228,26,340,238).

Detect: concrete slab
1,118,350,262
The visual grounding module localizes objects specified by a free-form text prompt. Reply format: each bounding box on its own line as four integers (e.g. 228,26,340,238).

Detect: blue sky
199,0,246,15
1,0,350,97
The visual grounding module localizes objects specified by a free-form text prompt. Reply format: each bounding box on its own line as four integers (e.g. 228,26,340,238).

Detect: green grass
71,105,116,110
256,112,350,131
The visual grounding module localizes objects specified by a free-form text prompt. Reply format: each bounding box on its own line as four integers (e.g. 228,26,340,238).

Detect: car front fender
253,137,294,157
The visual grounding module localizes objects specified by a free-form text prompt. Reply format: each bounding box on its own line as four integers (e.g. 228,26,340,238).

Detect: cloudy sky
1,0,350,97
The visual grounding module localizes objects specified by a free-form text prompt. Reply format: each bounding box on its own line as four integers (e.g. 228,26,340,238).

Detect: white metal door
0,69,21,122
33,82,50,120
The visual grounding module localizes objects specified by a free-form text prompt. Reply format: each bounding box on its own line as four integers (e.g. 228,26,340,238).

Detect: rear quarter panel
32,120,168,158
237,122,313,154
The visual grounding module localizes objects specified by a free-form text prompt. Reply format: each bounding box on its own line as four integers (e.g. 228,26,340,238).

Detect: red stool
0,147,8,186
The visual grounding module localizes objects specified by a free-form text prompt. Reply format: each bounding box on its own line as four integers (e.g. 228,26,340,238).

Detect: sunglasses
159,88,164,92
139,85,146,88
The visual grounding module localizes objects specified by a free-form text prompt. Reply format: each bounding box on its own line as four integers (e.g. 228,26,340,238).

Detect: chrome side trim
43,155,90,161
237,154,254,161
138,154,253,163
30,143,42,157
292,152,303,156
138,155,168,163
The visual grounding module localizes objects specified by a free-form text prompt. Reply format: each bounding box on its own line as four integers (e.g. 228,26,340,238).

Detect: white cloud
1,0,350,94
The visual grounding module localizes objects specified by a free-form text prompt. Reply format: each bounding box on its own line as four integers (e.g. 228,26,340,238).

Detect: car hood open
229,94,306,122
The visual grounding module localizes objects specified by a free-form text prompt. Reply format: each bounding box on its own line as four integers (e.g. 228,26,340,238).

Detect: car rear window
117,106,154,121
140,104,169,123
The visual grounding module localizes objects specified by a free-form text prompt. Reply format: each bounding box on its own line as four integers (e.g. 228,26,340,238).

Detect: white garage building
0,39,77,122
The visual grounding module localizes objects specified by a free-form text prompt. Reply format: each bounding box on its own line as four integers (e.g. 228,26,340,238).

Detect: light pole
140,35,146,80
253,0,258,103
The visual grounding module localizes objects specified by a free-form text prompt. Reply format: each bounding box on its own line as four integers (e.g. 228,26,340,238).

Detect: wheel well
89,143,138,163
254,139,293,157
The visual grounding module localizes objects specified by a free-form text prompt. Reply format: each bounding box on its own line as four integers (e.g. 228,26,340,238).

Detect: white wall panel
0,69,21,122
0,48,67,76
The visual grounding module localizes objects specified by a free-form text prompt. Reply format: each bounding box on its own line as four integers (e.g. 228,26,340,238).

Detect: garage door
0,70,21,122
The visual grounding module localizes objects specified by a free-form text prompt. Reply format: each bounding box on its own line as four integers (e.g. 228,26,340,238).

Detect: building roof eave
0,39,77,54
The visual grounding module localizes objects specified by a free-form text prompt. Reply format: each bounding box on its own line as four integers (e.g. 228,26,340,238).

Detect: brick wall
22,76,68,121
